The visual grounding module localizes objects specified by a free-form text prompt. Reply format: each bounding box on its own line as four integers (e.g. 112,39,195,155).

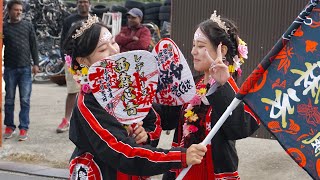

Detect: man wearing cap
115,8,151,52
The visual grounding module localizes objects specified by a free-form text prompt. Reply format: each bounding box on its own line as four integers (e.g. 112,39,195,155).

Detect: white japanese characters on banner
88,50,159,124
152,38,196,105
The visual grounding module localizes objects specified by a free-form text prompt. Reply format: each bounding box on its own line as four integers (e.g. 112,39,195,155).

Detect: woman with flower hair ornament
160,12,260,180
62,15,207,180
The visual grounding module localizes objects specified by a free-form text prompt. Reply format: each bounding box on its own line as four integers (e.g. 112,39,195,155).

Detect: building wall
171,0,308,139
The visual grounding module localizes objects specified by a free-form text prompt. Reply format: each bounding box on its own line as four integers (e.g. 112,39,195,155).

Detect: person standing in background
56,0,91,133
115,8,151,52
3,0,40,141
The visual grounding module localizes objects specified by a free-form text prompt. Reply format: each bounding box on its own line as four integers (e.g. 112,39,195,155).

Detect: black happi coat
69,92,187,180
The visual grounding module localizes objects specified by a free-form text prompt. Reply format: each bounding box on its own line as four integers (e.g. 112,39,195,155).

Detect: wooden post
0,0,4,147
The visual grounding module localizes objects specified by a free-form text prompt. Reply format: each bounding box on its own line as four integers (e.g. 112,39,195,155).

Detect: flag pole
176,98,242,180
176,0,318,179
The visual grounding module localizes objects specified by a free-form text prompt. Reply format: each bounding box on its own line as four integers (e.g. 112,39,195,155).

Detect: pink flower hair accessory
237,37,248,60
64,54,72,68
238,44,248,59
228,37,248,76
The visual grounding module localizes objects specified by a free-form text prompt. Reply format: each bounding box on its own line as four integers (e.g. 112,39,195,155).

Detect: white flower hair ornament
230,37,248,77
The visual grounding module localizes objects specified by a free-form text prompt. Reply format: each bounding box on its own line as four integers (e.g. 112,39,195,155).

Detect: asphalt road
0,170,61,180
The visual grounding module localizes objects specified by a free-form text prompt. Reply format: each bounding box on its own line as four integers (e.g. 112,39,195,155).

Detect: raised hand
206,43,230,85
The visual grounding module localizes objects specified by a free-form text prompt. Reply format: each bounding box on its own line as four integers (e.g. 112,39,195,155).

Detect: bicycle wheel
45,55,65,75
33,72,51,82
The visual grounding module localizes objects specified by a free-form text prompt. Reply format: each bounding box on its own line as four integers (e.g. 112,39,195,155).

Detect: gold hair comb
210,10,229,33
72,15,100,39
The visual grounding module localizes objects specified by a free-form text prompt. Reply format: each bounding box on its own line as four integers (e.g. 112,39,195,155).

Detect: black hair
198,17,240,79
7,0,23,11
62,22,108,71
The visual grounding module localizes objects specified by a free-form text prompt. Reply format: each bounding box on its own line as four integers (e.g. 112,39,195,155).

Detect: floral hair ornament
74,66,90,94
210,10,229,33
72,14,99,39
238,37,248,61
64,54,76,75
64,54,91,93
229,37,248,76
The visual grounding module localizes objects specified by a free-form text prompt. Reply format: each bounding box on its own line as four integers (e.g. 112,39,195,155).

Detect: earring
80,64,86,68
222,57,226,61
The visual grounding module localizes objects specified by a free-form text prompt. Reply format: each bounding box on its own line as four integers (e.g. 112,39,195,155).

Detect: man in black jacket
3,0,39,141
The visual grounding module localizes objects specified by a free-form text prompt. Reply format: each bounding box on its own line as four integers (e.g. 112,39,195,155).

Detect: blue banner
241,1,320,179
